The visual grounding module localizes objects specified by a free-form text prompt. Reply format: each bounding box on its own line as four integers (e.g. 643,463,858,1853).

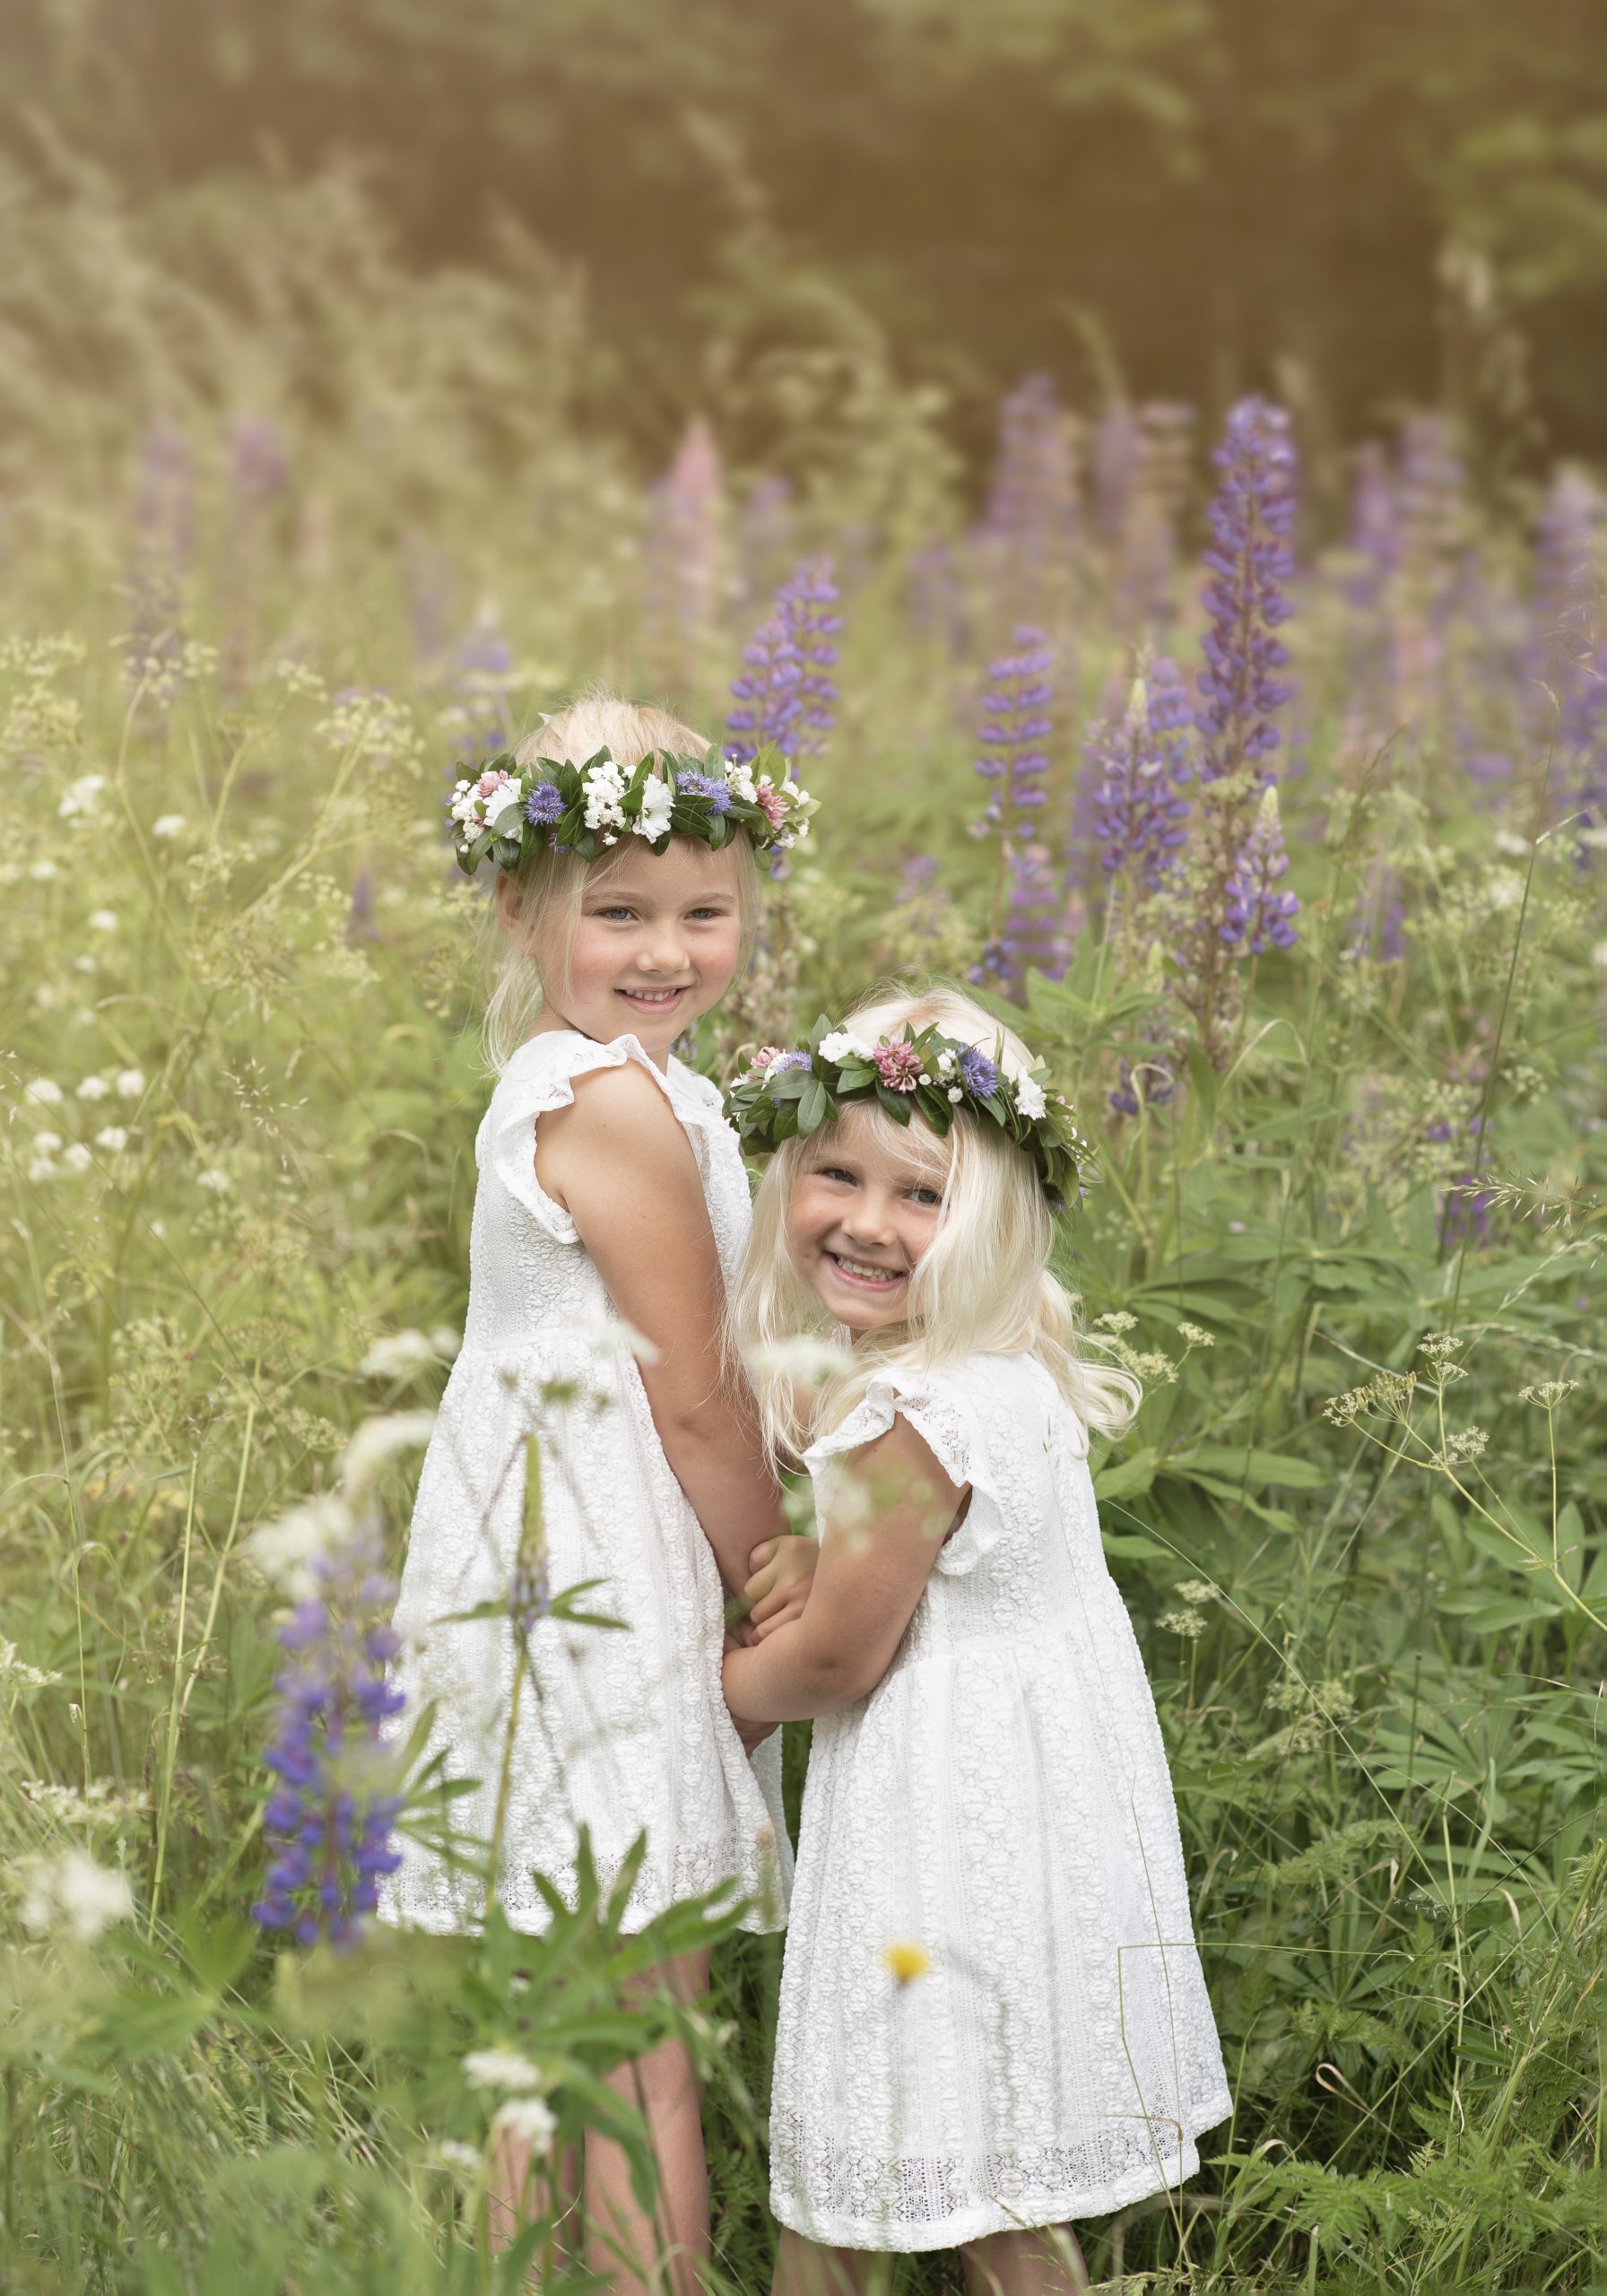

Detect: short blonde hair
482,693,761,1071
731,980,1142,1461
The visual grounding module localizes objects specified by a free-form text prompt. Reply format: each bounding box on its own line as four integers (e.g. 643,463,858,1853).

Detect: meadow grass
0,267,1603,2292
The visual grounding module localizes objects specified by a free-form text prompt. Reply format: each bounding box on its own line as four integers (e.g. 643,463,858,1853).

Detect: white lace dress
770,1350,1230,2251
379,1030,791,1937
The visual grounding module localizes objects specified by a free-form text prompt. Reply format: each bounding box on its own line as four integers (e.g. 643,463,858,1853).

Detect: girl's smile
787,1107,946,1334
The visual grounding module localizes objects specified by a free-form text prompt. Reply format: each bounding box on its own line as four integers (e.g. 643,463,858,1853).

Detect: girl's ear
493,872,520,938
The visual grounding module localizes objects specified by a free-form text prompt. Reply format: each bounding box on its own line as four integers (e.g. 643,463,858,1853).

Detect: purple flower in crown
1086,657,1194,894
676,770,732,813
1195,397,1297,783
525,781,564,828
251,1518,406,1951
768,1050,813,1075
1219,786,1299,954
957,1048,1001,1099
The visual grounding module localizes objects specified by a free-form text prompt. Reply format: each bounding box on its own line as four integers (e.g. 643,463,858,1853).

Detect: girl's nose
637,924,688,974
839,1191,897,1245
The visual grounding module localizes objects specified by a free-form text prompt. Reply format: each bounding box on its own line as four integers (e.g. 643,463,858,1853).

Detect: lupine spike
1194,396,1297,783
726,557,841,770
1219,784,1299,955
1086,656,1194,898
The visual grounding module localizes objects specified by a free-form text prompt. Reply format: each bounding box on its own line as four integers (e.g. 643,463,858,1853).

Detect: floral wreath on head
726,1016,1092,1209
447,740,816,873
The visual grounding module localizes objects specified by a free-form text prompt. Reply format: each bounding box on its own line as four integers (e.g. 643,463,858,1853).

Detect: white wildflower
74,955,97,975
21,1778,149,1828
1492,828,1530,857
32,1131,62,1155
87,910,118,933
152,813,187,840
20,1849,135,1941
433,2138,483,2177
1176,1579,1217,1605
95,1126,129,1153
75,1074,110,1100
463,2046,545,2092
27,1155,57,1183
1442,1427,1489,1463
1485,869,1524,912
635,775,674,841
744,1335,854,1387
360,1329,449,1379
818,1031,873,1065
1591,939,1607,971
573,1302,660,1366
195,1168,230,1194
1159,1609,1207,1639
244,1494,356,1601
491,2096,558,2149
29,859,59,882
115,1069,146,1100
1177,1321,1215,1347
23,1078,65,1107
1094,1310,1138,1334
0,1639,62,1688
430,1326,461,1361
61,1144,93,1174
341,1410,437,1501
57,771,108,822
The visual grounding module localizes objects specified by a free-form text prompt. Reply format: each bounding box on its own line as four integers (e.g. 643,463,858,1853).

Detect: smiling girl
725,985,1231,2296
382,698,816,2291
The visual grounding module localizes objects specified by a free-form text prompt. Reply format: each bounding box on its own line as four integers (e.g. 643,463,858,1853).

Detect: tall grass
0,183,1603,2292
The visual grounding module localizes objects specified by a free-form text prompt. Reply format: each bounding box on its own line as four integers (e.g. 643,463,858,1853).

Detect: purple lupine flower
1219,786,1299,954
978,374,1081,630
1527,469,1605,822
1345,865,1405,962
1194,397,1297,783
1108,1055,1177,1121
977,841,1072,993
973,625,1053,835
1091,404,1143,549
125,419,193,698
727,558,841,770
525,781,564,828
676,770,732,813
1085,657,1194,894
1433,1113,1496,1253
1392,413,1465,712
252,1520,405,1950
726,616,802,765
346,865,376,945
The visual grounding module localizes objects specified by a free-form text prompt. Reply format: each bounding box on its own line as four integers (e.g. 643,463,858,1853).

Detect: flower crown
447,741,817,873
726,1017,1091,1208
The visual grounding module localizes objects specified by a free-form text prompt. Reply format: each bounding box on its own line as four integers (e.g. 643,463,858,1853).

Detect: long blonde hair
482,692,762,1072
732,982,1142,1461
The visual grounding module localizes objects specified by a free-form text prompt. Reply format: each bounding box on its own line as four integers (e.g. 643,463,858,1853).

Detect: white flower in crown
582,757,628,831
635,775,674,841
1012,1074,1048,1120
725,757,758,804
817,1031,874,1065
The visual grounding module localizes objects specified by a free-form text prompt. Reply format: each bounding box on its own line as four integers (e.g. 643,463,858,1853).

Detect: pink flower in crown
476,769,517,804
873,1039,924,1091
748,1045,787,1074
753,783,789,830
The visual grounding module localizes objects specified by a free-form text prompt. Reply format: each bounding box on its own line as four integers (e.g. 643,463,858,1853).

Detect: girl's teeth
834,1255,899,1283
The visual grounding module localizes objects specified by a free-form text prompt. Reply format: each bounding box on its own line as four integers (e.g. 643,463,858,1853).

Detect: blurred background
6,0,1606,501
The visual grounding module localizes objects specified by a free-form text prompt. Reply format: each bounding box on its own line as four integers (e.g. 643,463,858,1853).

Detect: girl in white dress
725,986,1232,2295
381,698,818,2291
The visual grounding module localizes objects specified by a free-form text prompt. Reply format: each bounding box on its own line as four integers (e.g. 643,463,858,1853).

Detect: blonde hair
732,980,1142,1462
481,692,761,1072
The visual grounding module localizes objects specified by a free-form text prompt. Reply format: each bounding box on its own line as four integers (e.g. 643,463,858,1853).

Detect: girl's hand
722,1631,777,1753
743,1535,820,1641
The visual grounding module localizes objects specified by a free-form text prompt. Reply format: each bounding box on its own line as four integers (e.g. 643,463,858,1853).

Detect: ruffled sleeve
801,1362,1025,1578
476,1031,678,1246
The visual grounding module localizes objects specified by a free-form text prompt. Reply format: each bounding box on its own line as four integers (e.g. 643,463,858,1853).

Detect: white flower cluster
21,1777,151,1828
17,1849,135,1942
582,755,629,837
817,1031,873,1065
0,1637,62,1689
463,2046,559,2152
58,770,108,823
360,1327,461,1379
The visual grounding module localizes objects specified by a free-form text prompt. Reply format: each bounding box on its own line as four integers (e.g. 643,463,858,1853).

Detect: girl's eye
817,1166,856,1186
909,1186,943,1207
686,905,731,921
592,906,637,922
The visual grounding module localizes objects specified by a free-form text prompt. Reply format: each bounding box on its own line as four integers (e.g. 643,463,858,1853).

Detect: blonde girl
383,699,816,2291
725,984,1231,2296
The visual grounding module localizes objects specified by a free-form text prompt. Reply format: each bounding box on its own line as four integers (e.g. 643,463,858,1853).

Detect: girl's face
535,839,746,1057
786,1107,947,1335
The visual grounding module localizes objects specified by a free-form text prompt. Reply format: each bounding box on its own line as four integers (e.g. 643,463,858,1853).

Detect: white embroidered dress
770,1350,1230,2250
381,1030,791,1937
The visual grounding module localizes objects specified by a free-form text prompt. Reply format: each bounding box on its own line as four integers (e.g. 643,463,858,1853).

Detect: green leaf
798,1076,830,1133
1092,1448,1156,1500
874,1083,913,1122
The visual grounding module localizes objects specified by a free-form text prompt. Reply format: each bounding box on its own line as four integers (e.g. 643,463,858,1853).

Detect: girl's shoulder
475,1031,727,1239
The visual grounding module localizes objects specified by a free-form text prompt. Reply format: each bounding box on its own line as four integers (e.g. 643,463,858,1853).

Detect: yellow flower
882,1942,931,1986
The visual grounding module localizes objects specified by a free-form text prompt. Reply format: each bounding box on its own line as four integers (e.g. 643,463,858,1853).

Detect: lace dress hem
770,2087,1234,2251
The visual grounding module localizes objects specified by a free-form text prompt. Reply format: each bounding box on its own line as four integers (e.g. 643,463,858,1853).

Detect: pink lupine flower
873,1040,924,1091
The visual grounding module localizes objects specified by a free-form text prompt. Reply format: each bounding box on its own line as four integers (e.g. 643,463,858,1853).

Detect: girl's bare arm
536,1060,784,1594
722,1416,961,1724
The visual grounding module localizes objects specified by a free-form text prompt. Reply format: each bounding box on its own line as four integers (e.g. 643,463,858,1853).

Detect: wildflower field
0,193,1603,2295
